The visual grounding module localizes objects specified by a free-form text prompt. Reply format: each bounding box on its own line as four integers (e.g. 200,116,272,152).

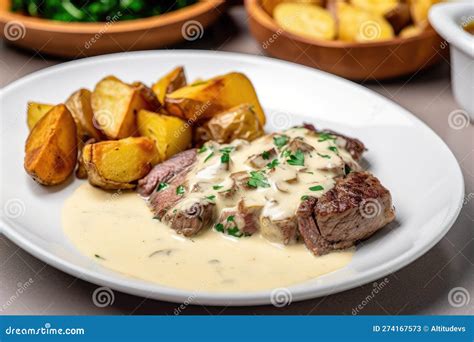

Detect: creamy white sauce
63,183,354,292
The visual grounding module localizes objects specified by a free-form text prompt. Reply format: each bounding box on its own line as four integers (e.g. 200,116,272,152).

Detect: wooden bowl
0,0,226,58
245,0,445,81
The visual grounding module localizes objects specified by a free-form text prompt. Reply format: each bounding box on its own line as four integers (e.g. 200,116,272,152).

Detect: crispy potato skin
195,104,264,144
152,66,187,104
83,137,159,190
137,110,192,162
91,76,152,140
24,104,77,185
384,3,412,34
165,72,266,126
66,89,103,142
131,82,162,112
27,102,54,130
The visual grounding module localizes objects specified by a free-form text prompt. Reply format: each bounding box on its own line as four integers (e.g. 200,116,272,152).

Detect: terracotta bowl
245,0,445,81
0,0,226,58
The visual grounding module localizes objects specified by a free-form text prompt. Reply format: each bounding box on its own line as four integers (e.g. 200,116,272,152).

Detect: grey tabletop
0,7,473,316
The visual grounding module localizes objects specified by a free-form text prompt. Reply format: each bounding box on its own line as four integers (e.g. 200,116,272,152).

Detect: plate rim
0,50,465,306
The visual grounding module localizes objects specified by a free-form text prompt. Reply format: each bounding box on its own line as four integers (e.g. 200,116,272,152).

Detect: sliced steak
137,149,197,197
215,200,262,237
302,123,366,161
260,216,298,245
163,199,215,237
297,171,395,255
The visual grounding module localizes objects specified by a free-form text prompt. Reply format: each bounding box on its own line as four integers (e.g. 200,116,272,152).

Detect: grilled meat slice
297,171,395,255
216,200,262,237
137,149,197,197
302,123,366,161
163,199,215,237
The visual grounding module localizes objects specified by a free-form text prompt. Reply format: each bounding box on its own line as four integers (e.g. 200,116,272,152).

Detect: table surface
1,7,473,316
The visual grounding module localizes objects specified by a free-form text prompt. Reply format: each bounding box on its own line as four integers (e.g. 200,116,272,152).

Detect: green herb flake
227,227,243,238
156,182,169,192
215,223,224,233
205,195,216,201
317,153,331,159
318,132,336,142
345,165,352,175
204,152,214,162
94,254,105,260
309,185,324,191
301,195,309,201
197,145,208,154
226,215,235,222
219,146,234,164
273,135,289,149
262,151,270,160
247,171,270,188
176,185,186,196
213,185,223,190
287,149,305,166
328,146,338,153
266,159,279,170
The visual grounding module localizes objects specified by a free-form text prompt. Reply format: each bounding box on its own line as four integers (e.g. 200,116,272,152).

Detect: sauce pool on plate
62,183,354,292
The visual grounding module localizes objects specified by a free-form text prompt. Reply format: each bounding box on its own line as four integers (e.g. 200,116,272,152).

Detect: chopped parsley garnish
345,165,352,175
212,185,223,190
227,215,235,222
205,195,216,201
227,227,243,238
156,182,169,192
219,146,234,164
266,159,279,170
197,145,208,154
317,153,331,159
262,151,270,160
247,171,270,188
215,223,224,232
287,149,305,166
328,146,338,153
309,185,324,191
281,149,291,158
204,152,214,162
318,132,336,142
301,195,309,201
273,135,289,149
176,185,185,195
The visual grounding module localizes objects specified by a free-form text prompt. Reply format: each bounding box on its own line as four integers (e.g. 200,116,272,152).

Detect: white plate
0,51,464,306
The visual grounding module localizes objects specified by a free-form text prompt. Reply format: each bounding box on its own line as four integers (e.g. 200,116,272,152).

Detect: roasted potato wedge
152,66,187,104
66,89,103,142
399,24,424,38
91,76,152,139
131,81,162,112
82,137,159,190
165,72,266,126
351,0,399,16
137,110,192,161
262,0,324,15
384,3,412,34
337,2,394,42
24,104,77,185
274,3,336,41
195,104,264,144
27,102,54,130
409,0,442,27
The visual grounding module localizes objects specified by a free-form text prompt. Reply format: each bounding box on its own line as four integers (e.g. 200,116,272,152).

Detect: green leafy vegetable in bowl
11,0,198,22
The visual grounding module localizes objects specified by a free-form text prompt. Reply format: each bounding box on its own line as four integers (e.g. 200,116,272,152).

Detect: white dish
429,1,474,120
0,51,464,306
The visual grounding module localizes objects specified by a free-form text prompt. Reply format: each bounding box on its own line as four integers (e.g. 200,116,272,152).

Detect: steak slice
302,123,366,161
297,171,395,255
215,200,262,237
137,149,197,197
163,199,215,237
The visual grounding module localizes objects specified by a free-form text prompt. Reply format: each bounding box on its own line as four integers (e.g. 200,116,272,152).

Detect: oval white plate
0,51,464,306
